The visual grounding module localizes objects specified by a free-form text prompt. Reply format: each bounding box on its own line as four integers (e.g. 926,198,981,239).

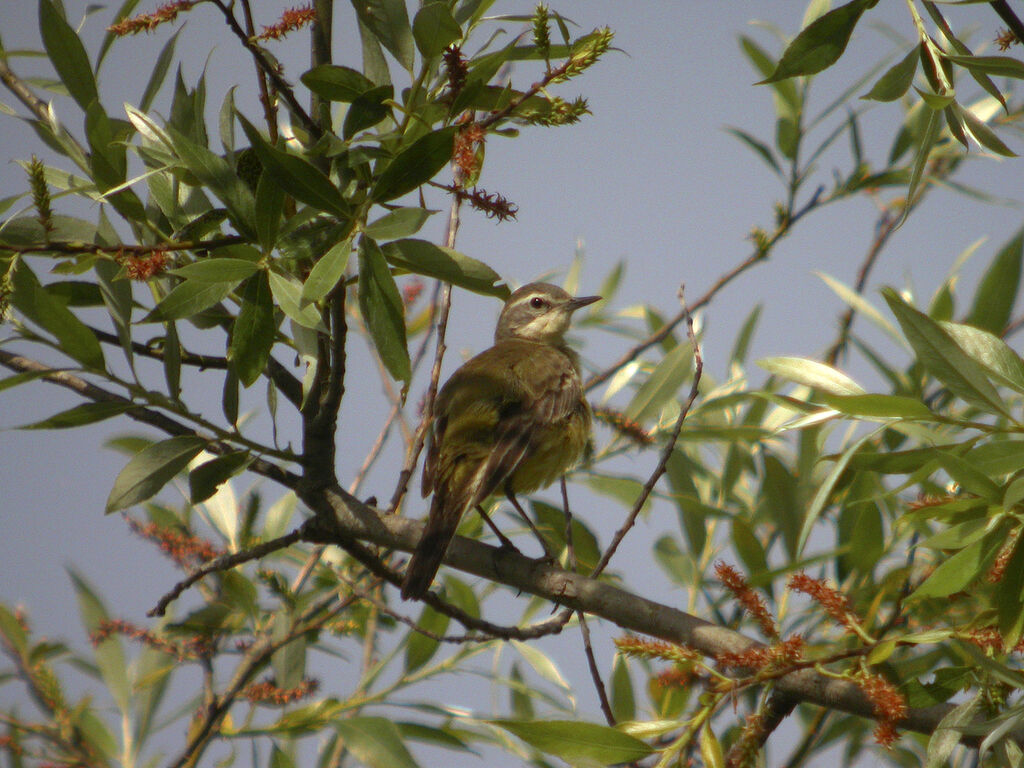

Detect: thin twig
148,529,302,616
590,287,703,579
237,0,278,142
579,612,615,724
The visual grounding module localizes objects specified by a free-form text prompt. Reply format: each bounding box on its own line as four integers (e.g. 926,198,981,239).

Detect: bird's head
494,282,601,344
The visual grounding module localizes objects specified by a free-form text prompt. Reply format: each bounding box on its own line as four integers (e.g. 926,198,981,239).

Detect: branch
296,481,1011,746
0,350,299,488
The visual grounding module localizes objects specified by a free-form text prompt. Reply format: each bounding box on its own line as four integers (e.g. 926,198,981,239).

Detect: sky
1,1,1022,765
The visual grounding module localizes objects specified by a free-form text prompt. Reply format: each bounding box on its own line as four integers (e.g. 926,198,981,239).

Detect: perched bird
400,282,600,600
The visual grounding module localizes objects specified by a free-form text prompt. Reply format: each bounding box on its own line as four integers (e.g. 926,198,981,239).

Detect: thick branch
298,482,1008,747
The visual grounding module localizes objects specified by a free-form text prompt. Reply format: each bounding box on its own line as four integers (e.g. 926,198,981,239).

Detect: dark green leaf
944,52,1024,81
343,84,395,138
380,238,507,297
966,227,1023,333
10,262,105,369
364,207,433,240
351,0,415,72
372,127,457,202
412,3,462,58
404,603,449,672
255,170,286,251
333,717,419,768
761,0,874,83
933,451,1002,501
238,115,350,218
140,28,180,112
39,0,97,109
300,64,375,102
358,237,410,382
106,435,207,512
625,342,694,423
229,272,276,387
302,237,352,304
898,106,940,228
189,451,253,503
725,127,781,175
911,529,1005,599
862,44,919,102
145,279,237,322
17,401,137,430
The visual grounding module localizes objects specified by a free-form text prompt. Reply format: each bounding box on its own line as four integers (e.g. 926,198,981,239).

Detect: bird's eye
529,296,546,309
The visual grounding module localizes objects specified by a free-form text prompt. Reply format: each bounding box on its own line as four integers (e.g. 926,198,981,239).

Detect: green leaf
862,44,919,102
255,169,286,251
610,654,636,724
957,102,1016,157
145,279,237,322
229,272,276,387
911,530,1005,600
372,127,457,202
333,717,420,768
39,0,98,110
300,64,375,102
351,0,415,72
725,127,781,175
343,84,394,139
966,227,1023,333
933,451,1002,502
898,106,941,229
358,237,410,382
412,3,462,58
69,572,130,713
820,393,933,420
268,271,325,330
140,28,180,112
238,115,350,218
302,237,352,304
170,258,260,283
488,720,653,764
758,356,864,395
106,435,207,512
941,322,1024,394
404,604,449,672
761,0,874,83
944,53,1024,81
380,238,508,297
624,341,694,423
10,262,105,369
17,401,137,430
189,451,253,504
883,288,1012,419
364,207,433,240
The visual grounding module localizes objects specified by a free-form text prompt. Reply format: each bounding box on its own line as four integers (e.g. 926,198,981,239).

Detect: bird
400,282,600,600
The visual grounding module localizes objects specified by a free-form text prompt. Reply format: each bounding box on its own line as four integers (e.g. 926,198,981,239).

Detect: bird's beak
568,294,602,312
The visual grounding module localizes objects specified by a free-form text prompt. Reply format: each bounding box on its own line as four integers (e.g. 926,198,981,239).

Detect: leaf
820,393,933,420
170,258,260,283
140,28,180,112
898,106,941,229
268,271,325,330
255,169,286,251
302,238,352,304
911,529,1005,600
106,435,207,512
941,322,1024,394
957,102,1016,157
412,3,462,58
229,272,276,387
862,44,919,102
883,288,1012,419
189,451,253,504
761,0,874,83
610,654,636,724
237,115,350,218
333,717,419,768
69,572,130,713
624,341,694,423
300,64,375,102
758,356,864,395
944,53,1024,81
404,604,449,672
364,207,433,240
350,0,415,72
372,127,457,202
725,127,781,175
380,238,508,297
17,401,137,430
966,227,1023,333
343,84,394,138
144,279,237,322
39,0,98,110
10,261,105,369
488,720,653,764
358,237,410,382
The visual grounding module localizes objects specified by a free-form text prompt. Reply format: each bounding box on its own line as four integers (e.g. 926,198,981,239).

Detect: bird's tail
401,494,459,600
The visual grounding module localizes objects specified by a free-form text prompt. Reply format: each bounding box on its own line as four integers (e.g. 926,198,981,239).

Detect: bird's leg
475,504,520,552
504,487,557,563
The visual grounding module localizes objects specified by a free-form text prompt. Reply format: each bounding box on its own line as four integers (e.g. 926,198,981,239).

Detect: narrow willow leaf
933,451,1002,501
333,717,419,768
404,604,448,672
300,64,375,102
883,288,1012,419
944,53,1024,81
106,435,206,512
761,0,874,83
302,237,352,303
862,43,919,102
351,0,415,72
189,451,253,504
170,258,260,283
144,279,236,322
412,3,462,58
820,393,933,420
911,530,1005,600
957,102,1016,156
488,719,653,763
268,271,325,330
940,322,1024,394
897,106,941,229
758,356,865,395
39,0,98,110
380,238,507,297
17,401,137,430
624,341,694,423
229,272,276,387
965,227,1023,333
372,127,457,202
255,170,286,251
358,237,410,382
363,207,433,240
